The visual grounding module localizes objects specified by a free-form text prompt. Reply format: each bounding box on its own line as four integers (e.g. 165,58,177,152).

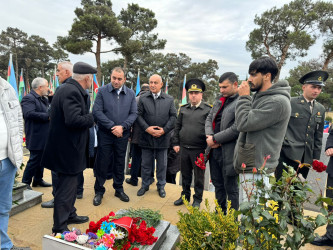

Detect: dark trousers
141,148,167,189
94,129,129,195
22,150,44,184
326,175,333,239
275,151,309,181
52,172,78,233
209,147,239,211
180,147,205,202
129,143,142,184
51,171,84,197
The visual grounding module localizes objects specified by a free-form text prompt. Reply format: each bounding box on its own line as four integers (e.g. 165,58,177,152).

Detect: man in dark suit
276,70,328,180
136,74,177,198
92,67,137,206
41,62,95,234
21,77,52,189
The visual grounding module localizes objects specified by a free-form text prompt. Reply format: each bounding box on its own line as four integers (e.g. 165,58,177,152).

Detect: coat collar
67,79,88,97
107,83,128,94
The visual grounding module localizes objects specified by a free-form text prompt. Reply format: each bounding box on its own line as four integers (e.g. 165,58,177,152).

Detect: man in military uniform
205,72,240,212
275,70,328,181
173,79,211,208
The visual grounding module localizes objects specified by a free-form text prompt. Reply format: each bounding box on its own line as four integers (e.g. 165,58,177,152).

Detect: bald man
136,74,177,198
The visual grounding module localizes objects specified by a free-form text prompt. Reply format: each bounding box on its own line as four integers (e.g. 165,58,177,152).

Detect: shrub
177,198,239,250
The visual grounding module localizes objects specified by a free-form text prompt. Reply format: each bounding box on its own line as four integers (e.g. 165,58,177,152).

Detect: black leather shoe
41,199,54,208
158,188,166,198
26,184,32,190
77,193,83,199
137,186,149,196
192,200,201,208
311,234,333,246
174,197,184,206
125,178,138,186
115,191,130,202
32,180,52,187
67,215,89,224
93,194,103,206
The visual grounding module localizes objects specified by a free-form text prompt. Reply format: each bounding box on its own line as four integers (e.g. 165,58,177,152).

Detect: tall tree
0,27,28,86
316,1,333,70
58,0,131,84
115,3,166,71
246,0,318,81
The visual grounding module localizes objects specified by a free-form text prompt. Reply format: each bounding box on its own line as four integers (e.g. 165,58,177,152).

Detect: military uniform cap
185,78,205,92
299,70,328,86
73,62,97,74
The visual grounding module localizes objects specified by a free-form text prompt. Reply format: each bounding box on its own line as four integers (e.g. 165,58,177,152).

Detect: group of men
1,54,333,249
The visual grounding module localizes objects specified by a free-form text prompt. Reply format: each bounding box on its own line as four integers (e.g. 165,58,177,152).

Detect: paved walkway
8,156,332,250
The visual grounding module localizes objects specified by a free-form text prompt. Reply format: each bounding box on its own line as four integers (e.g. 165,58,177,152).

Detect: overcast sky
0,0,324,80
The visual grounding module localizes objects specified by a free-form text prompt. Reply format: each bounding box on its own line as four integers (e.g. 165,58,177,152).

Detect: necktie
154,94,158,100
308,102,313,113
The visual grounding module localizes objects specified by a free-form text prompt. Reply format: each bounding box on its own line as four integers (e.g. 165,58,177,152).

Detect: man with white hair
41,62,95,234
21,77,52,189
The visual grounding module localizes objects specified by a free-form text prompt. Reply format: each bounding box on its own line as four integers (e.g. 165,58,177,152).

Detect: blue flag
7,54,18,97
136,69,140,96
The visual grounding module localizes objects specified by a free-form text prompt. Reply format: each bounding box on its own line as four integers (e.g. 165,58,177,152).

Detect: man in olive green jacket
276,70,328,180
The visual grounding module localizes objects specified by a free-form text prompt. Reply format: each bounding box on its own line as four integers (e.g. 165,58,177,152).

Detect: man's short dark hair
219,72,238,84
248,56,278,82
111,67,126,77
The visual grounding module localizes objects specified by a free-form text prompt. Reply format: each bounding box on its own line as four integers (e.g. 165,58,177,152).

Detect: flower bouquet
52,209,161,249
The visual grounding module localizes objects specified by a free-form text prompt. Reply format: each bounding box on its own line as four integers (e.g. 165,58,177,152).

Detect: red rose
313,160,327,173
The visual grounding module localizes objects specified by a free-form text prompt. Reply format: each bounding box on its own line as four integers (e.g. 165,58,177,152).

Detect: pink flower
64,232,77,242
252,168,257,174
241,163,246,169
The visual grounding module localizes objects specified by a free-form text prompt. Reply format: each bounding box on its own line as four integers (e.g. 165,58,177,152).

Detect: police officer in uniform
276,70,328,180
173,79,211,208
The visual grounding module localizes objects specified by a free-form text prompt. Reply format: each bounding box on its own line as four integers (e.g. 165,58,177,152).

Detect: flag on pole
181,74,187,105
165,78,168,94
18,69,25,101
93,74,99,101
7,54,18,97
135,69,140,96
102,76,105,86
49,75,54,93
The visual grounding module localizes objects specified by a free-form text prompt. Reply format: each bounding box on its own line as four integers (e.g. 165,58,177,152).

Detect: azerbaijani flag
7,54,18,97
181,74,187,105
135,69,140,96
93,74,99,100
18,69,25,101
102,76,105,86
165,79,168,94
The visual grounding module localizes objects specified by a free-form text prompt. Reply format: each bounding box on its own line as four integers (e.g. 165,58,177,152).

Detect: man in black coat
41,62,95,234
21,77,52,189
205,72,240,212
136,74,177,198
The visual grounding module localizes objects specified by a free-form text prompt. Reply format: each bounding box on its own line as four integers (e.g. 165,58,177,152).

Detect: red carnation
195,153,206,170
313,160,327,173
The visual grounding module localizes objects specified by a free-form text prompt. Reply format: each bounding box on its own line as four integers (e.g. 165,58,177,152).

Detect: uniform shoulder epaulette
203,102,213,108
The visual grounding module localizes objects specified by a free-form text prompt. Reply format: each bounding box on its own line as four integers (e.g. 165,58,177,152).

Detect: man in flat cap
205,72,240,212
42,61,95,234
276,70,328,182
172,79,211,208
136,74,177,198
92,67,137,206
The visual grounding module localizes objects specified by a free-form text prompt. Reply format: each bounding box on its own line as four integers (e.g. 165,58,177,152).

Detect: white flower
113,230,125,240
76,235,89,244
